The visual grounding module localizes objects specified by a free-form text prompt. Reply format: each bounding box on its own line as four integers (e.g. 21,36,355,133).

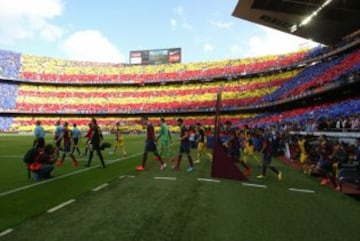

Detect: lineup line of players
31,117,282,181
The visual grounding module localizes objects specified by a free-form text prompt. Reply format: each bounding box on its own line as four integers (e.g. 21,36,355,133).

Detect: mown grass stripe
92,183,109,192
0,151,143,198
47,199,76,213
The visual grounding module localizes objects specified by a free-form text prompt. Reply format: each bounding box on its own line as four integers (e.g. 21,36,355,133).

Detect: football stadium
0,0,360,240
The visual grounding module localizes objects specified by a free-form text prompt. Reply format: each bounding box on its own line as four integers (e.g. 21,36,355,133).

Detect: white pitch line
242,183,267,188
126,175,135,178
47,199,76,213
92,183,109,192
0,228,13,237
289,188,315,194
0,155,24,158
154,177,177,181
197,178,221,183
0,151,143,198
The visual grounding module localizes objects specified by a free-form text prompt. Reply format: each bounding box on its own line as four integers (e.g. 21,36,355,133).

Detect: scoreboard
129,48,181,65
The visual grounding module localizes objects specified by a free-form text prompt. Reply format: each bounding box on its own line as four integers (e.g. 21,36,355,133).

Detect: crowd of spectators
241,97,360,131
0,82,18,110
0,50,21,79
12,71,295,114
0,117,13,131
1,49,307,84
262,49,360,103
281,49,360,99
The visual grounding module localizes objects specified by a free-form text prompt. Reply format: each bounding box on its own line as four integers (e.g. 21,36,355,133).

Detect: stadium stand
9,71,296,114
0,50,21,79
0,37,359,135
14,50,307,84
0,82,18,110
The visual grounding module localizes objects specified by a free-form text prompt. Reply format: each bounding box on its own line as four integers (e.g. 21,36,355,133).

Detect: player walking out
157,118,173,161
54,120,64,156
56,122,79,167
85,118,106,168
136,116,166,171
223,121,251,176
257,128,282,180
173,118,194,172
84,123,92,156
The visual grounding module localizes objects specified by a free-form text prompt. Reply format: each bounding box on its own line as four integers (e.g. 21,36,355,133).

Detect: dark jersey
146,124,155,142
262,135,273,155
91,126,103,148
319,142,332,162
230,129,240,149
180,125,190,144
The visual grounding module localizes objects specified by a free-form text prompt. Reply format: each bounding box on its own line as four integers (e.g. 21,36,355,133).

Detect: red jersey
86,128,93,141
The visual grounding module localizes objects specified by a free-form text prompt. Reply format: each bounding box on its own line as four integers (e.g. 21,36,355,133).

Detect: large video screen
129,48,181,65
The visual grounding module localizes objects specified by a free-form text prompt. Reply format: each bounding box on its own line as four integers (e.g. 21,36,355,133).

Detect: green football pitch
0,134,359,241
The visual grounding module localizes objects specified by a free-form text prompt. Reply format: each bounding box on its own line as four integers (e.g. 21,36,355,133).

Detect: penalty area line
242,183,267,188
154,177,177,181
0,228,13,237
47,199,76,213
92,183,109,192
288,188,315,194
197,178,221,183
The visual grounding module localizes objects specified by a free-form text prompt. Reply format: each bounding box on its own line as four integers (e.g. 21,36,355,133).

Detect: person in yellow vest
110,122,127,156
194,123,212,163
243,131,261,167
297,135,310,174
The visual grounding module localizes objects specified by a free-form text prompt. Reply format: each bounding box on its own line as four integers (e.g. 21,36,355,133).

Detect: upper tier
0,49,309,84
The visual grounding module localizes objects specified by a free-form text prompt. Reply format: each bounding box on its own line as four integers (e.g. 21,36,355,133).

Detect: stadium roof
232,0,360,45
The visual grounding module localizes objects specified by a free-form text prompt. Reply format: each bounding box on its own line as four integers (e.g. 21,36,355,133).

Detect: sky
0,0,319,64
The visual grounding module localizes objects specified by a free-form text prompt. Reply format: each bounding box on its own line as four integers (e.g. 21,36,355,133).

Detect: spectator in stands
355,138,360,164
350,116,359,130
